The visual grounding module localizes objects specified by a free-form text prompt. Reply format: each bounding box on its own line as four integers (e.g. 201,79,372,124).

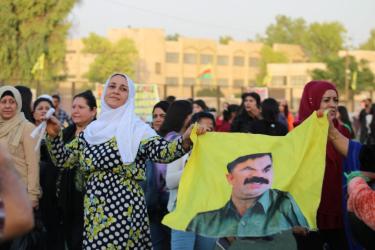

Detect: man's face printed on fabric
226,154,273,200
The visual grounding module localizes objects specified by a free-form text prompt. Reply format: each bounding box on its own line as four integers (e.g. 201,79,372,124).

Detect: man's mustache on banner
244,176,269,185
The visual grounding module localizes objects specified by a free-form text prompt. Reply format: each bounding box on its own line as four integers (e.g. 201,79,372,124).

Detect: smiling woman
45,73,205,249
104,74,129,109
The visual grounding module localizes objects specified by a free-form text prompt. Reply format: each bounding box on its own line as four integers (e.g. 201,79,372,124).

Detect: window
233,79,244,87
248,57,259,67
200,54,213,64
183,77,195,86
233,56,244,66
166,52,179,63
290,75,307,86
217,55,229,65
248,79,257,86
155,62,161,74
166,77,178,85
183,53,197,64
271,76,287,86
217,78,229,87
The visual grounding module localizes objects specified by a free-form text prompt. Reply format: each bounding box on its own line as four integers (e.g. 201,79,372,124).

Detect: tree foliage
166,33,180,41
0,0,76,91
360,29,375,50
258,15,347,62
82,33,138,83
256,45,288,84
304,22,346,61
311,56,374,93
260,15,307,45
219,35,233,45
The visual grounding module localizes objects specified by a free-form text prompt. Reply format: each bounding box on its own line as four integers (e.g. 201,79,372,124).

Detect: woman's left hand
181,123,210,150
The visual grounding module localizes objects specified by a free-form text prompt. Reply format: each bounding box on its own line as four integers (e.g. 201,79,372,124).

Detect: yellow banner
163,112,328,233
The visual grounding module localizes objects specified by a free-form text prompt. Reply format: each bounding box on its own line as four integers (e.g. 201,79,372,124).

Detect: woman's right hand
46,116,61,138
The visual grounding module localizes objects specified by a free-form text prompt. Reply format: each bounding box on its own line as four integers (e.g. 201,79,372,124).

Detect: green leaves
360,29,375,50
310,56,374,92
0,0,76,92
82,34,138,83
259,15,347,62
256,45,288,85
304,22,346,61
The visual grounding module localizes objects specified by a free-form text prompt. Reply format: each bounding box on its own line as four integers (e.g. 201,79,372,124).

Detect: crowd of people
0,74,374,250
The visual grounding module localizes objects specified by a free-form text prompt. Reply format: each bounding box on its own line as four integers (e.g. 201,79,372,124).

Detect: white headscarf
84,73,156,164
37,94,53,103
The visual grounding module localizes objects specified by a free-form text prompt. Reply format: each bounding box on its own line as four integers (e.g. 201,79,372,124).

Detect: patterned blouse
47,133,187,250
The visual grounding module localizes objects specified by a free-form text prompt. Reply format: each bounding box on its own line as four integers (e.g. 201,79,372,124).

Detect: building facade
64,28,308,102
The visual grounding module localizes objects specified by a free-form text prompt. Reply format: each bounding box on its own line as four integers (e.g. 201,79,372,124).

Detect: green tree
83,33,138,83
0,0,77,91
311,56,374,93
303,22,346,61
256,45,288,84
166,33,180,41
258,15,307,45
360,29,375,50
258,15,347,62
219,35,233,45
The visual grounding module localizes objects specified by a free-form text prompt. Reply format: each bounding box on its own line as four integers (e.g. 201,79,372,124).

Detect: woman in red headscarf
295,80,351,250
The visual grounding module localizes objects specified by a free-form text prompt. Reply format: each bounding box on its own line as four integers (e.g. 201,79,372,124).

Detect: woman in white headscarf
0,86,40,207
46,73,203,249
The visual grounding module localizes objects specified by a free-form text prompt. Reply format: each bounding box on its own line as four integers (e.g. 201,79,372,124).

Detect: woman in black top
231,92,261,133
249,98,288,136
58,90,97,250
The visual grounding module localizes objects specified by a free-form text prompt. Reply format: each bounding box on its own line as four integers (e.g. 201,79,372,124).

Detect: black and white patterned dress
47,133,186,249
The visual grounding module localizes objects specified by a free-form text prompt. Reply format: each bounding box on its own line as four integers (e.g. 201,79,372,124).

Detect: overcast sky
68,0,375,46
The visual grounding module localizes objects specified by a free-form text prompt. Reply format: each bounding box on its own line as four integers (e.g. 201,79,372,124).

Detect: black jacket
249,120,288,136
230,112,257,133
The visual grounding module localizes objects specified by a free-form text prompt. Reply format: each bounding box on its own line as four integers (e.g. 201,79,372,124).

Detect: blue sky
68,0,375,46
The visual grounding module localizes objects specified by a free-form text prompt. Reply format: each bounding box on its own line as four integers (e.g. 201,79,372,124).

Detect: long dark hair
223,104,240,122
15,85,33,122
338,106,353,132
159,100,192,137
152,101,170,114
261,98,280,123
368,104,375,143
281,101,289,117
193,99,208,111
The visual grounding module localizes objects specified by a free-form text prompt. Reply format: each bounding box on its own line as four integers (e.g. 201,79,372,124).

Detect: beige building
338,49,375,74
267,63,326,110
338,50,375,110
64,28,308,102
61,29,375,113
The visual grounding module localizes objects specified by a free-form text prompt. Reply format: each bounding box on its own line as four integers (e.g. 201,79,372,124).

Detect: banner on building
134,84,160,122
